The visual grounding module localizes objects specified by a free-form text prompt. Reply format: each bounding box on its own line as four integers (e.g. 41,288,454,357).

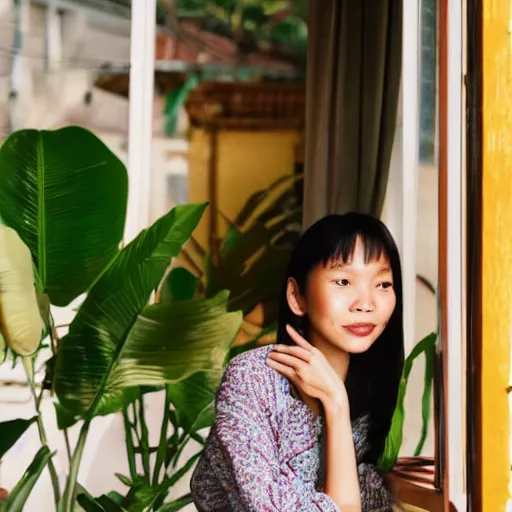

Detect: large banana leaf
159,267,218,435
0,127,128,307
0,225,43,356
113,290,241,388
378,332,437,473
54,203,215,418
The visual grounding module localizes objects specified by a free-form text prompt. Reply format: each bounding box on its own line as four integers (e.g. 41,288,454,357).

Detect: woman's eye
334,279,350,287
378,281,393,290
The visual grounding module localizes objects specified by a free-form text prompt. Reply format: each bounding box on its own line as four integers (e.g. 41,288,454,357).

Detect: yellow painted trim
482,1,512,509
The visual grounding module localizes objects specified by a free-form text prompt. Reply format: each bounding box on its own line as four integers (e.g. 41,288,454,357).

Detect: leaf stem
23,357,61,507
137,394,151,482
130,402,142,446
63,429,72,463
152,387,171,485
60,420,90,512
122,407,138,482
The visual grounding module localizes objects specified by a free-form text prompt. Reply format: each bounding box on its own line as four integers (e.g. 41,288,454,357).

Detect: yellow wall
481,0,512,509
188,128,299,249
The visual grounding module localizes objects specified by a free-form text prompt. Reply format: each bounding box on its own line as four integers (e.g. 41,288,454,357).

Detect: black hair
276,212,404,465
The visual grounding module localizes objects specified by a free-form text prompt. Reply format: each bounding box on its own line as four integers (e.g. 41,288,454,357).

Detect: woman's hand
266,324,348,414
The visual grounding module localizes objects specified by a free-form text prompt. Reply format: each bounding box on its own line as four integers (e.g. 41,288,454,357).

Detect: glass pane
400,0,439,461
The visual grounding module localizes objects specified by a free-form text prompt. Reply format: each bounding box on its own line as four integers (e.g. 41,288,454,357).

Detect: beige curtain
303,0,402,228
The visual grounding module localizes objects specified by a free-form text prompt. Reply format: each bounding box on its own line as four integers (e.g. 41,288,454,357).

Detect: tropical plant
183,173,302,337
0,127,242,512
378,332,437,473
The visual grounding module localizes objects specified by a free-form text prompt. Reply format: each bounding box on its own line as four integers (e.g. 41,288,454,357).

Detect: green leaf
156,493,193,511
94,495,126,512
54,402,80,430
113,290,242,387
103,492,124,505
76,483,127,512
36,292,51,332
1,445,53,512
378,332,437,473
220,226,241,255
241,4,267,28
0,225,43,356
209,209,300,303
164,74,199,136
114,473,133,487
167,452,202,488
414,337,436,455
233,173,302,229
167,370,220,434
54,203,208,419
122,481,161,512
77,490,128,512
160,267,198,304
76,483,103,512
0,417,37,459
76,492,105,512
0,126,129,307
153,452,202,509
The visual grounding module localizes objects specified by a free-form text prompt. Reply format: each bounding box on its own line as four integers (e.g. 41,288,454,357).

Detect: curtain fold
303,0,402,228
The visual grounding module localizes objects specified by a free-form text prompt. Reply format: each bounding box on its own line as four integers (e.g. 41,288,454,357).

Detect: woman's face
288,237,397,354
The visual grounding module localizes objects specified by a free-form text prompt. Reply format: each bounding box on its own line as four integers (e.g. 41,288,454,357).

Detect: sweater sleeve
358,463,394,512
193,354,340,512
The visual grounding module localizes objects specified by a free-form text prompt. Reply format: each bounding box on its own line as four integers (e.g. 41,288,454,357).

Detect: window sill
386,457,447,512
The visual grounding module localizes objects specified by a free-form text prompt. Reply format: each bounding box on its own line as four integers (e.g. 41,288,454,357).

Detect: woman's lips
343,323,376,337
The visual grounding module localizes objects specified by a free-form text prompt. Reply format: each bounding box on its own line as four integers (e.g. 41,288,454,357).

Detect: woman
191,213,404,511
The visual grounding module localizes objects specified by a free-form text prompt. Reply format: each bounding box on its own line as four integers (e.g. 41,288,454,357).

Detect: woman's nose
354,305,374,313
351,290,375,313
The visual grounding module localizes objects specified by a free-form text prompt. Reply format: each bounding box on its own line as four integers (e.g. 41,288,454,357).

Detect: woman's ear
286,278,306,316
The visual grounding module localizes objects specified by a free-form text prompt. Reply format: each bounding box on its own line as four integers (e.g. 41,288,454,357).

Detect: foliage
0,127,127,307
174,0,308,63
0,446,54,512
0,127,437,510
185,173,303,330
0,127,242,512
0,226,43,356
378,332,437,473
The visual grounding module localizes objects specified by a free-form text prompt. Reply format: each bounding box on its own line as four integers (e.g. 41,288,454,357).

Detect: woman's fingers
268,351,304,370
265,357,297,379
286,324,315,351
272,343,312,362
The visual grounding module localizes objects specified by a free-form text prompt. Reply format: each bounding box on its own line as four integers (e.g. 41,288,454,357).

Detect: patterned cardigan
191,345,394,512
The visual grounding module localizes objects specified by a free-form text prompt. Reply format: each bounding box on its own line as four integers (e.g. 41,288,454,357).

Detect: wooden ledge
386,457,447,512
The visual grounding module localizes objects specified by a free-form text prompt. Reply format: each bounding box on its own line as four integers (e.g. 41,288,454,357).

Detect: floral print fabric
191,345,393,511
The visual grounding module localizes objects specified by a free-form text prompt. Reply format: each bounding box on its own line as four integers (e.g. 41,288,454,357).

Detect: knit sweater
191,345,394,511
